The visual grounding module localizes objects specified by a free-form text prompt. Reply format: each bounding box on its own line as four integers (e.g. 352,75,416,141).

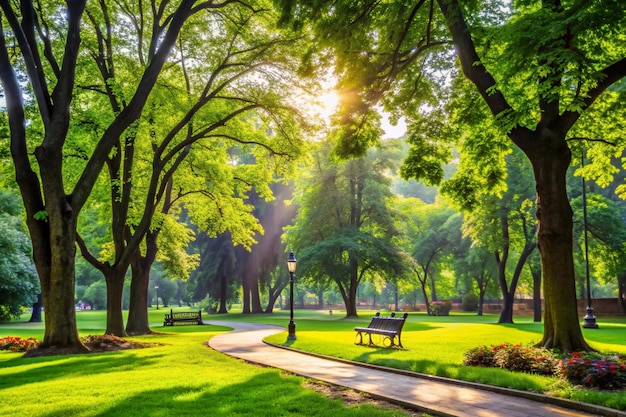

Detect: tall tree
0,0,302,352
73,1,303,336
397,197,462,314
286,143,404,317
459,150,538,323
277,0,626,351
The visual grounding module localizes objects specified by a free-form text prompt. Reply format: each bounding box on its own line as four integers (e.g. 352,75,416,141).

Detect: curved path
207,321,622,417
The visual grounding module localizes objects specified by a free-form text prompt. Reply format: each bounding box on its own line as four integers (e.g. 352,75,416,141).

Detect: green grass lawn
225,309,626,411
0,310,418,417
1,308,625,415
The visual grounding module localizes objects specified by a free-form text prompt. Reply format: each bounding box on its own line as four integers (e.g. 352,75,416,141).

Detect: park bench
163,309,204,326
354,312,409,349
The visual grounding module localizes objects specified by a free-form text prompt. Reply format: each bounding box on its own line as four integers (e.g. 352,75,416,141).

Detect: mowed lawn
1,308,626,415
0,310,417,417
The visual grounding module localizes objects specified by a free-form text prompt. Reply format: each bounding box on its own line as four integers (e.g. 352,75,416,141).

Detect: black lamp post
155,285,160,310
581,152,598,328
287,250,297,341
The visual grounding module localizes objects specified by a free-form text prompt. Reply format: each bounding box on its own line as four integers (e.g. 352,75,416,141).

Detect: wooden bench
354,312,409,349
163,309,204,326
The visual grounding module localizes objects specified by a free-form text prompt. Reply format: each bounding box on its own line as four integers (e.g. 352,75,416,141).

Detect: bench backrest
167,309,202,319
368,312,408,333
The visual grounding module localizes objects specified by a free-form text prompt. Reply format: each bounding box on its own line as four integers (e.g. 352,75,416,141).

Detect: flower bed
0,336,40,352
464,343,626,390
559,352,626,390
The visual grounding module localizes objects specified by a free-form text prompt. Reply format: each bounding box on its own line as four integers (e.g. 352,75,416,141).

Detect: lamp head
287,250,297,273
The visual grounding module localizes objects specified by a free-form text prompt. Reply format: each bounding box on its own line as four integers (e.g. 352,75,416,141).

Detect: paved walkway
207,321,625,417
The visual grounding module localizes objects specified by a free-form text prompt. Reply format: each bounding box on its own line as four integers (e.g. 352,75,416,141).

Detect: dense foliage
0,190,38,320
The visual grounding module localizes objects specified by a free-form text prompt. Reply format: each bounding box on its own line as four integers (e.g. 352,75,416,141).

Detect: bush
558,352,626,390
464,343,558,376
463,345,497,367
461,293,479,311
0,336,40,352
493,344,558,375
465,344,626,390
429,300,452,316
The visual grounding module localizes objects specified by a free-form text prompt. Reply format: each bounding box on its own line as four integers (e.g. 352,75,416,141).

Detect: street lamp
155,285,160,310
581,152,598,328
287,250,297,341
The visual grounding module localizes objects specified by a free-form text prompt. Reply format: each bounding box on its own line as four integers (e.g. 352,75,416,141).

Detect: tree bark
528,139,591,351
126,236,158,336
104,266,127,336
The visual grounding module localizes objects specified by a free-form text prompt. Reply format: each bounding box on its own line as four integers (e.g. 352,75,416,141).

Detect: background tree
286,143,404,317
73,1,302,336
0,189,39,320
454,245,497,316
459,149,538,323
397,197,461,314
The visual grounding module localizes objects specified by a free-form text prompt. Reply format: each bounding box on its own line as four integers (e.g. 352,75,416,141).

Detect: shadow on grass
0,349,167,390
36,371,390,417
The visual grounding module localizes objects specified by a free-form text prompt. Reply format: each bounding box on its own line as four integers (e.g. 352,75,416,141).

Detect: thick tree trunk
250,275,263,313
126,252,151,334
126,260,151,335
529,141,591,352
105,267,127,336
126,232,159,335
499,294,514,323
38,202,88,352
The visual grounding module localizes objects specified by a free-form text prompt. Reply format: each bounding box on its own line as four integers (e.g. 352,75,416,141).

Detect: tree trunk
217,271,229,314
498,242,535,324
430,275,438,302
29,293,43,322
499,293,514,324
39,206,88,352
618,273,626,313
478,286,485,316
529,141,591,351
529,261,542,322
126,260,151,335
105,266,127,336
126,245,155,335
421,281,431,315
250,275,263,313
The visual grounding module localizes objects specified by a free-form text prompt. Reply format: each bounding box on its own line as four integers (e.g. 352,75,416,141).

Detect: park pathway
207,321,624,417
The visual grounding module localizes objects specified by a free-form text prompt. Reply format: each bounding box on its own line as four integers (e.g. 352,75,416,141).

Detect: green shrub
463,345,497,367
461,293,479,311
429,300,452,316
465,343,558,376
493,343,558,375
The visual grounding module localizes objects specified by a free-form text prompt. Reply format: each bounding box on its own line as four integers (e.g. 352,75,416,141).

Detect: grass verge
0,312,420,417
